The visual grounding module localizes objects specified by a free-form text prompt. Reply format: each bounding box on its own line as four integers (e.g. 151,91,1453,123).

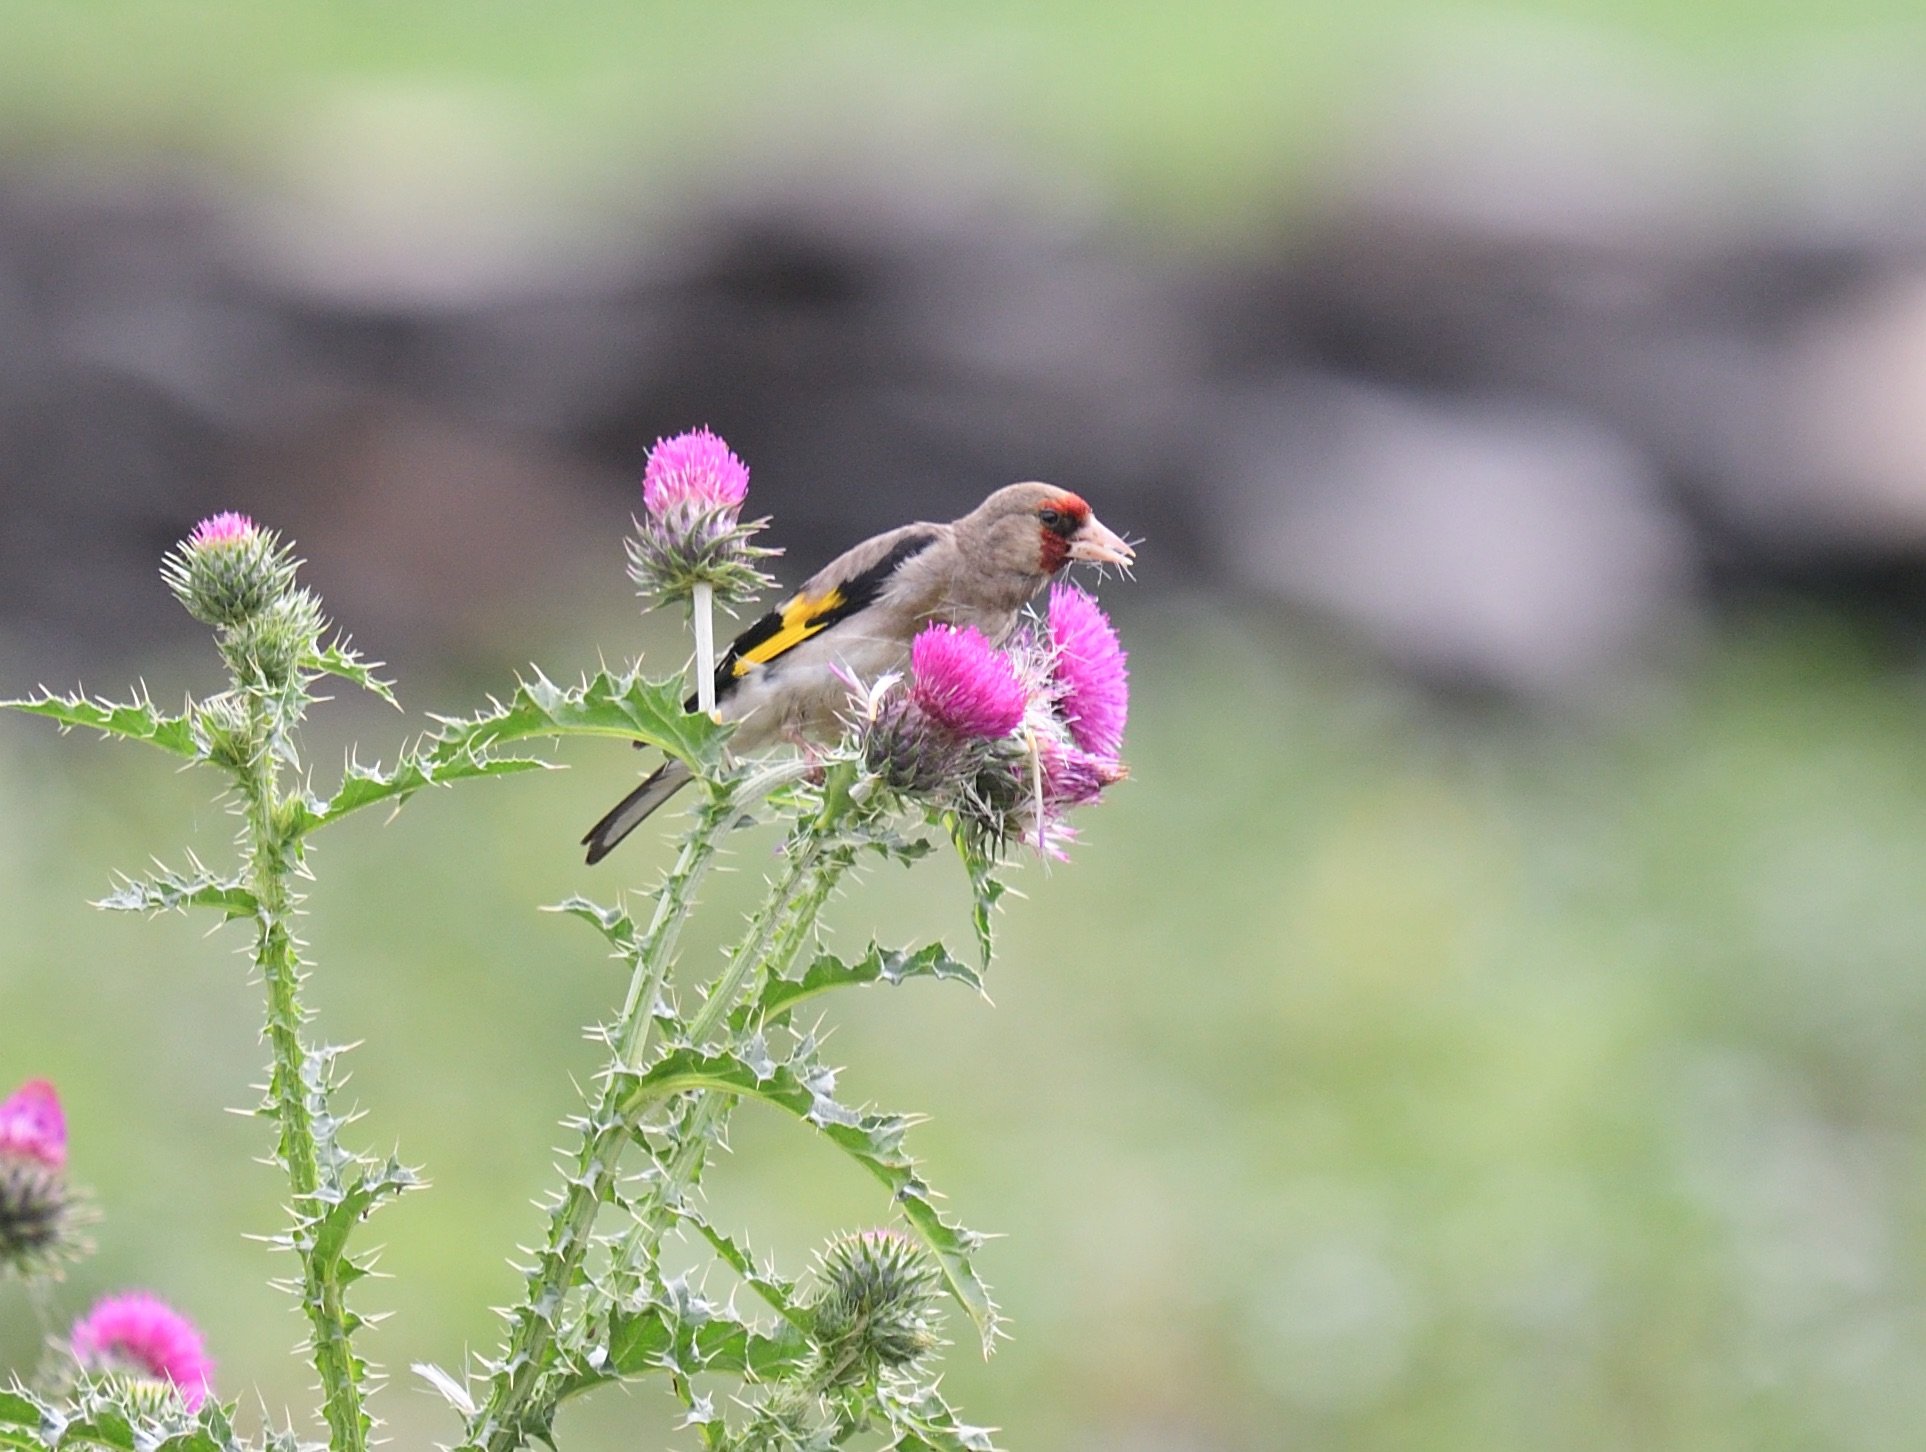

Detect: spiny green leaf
304,638,397,707
0,1389,47,1449
878,1383,1001,1452
548,896,638,958
3,688,197,759
425,667,730,773
55,1410,135,1449
591,1299,807,1387
668,1203,809,1330
309,1157,422,1278
95,859,258,921
740,943,983,1032
615,1048,1001,1353
298,749,553,832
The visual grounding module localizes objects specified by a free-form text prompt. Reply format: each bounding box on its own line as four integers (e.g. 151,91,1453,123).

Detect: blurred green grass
2,0,1924,235
5,600,1926,1449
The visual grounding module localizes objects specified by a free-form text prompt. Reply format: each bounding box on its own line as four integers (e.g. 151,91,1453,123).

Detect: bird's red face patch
1036,492,1090,573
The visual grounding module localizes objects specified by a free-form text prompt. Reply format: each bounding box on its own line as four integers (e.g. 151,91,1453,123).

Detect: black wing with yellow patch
692,529,940,708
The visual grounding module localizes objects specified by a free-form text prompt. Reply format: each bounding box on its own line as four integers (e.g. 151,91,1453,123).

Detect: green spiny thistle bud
70,1370,198,1425
808,1228,941,1385
223,588,325,690
191,692,260,771
0,1158,89,1280
161,513,297,628
728,1386,833,1451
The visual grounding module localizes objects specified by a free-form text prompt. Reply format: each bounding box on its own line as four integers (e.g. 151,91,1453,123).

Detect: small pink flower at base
186,512,258,550
1047,583,1128,758
910,625,1027,741
642,428,750,516
0,1079,66,1169
1041,739,1126,810
72,1292,213,1411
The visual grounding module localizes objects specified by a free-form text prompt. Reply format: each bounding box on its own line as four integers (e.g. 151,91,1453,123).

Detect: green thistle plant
3,470,1131,1452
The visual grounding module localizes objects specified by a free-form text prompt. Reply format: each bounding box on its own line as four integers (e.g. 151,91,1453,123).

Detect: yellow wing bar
731,587,845,676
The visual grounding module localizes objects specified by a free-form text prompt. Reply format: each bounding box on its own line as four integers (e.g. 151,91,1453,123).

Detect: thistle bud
626,428,777,610
0,1156,82,1280
161,513,296,628
223,587,325,691
70,1292,214,1412
191,692,260,771
808,1228,941,1383
730,1385,828,1451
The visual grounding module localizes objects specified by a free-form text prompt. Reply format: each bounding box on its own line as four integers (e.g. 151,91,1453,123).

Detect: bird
583,481,1135,862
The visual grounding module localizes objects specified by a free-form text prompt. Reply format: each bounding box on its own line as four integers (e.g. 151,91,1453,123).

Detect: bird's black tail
582,758,694,864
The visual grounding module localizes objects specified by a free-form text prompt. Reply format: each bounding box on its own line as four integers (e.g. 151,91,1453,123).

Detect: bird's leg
782,723,828,783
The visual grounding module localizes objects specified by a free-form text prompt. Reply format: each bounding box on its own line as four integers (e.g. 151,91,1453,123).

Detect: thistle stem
692,582,717,717
615,828,853,1281
240,709,368,1452
466,785,737,1452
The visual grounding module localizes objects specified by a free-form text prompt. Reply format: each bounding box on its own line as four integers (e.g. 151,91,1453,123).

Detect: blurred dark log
2,150,1922,695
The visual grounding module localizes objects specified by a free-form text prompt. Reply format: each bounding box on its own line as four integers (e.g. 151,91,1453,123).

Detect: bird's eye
1038,507,1064,528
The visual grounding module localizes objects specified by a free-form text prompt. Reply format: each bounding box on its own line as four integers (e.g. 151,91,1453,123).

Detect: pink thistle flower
0,1079,66,1169
910,625,1027,741
1046,583,1128,758
641,428,750,516
72,1292,214,1411
186,512,257,550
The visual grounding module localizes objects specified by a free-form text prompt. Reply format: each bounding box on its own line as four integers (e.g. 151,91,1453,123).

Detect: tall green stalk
613,817,858,1287
467,785,739,1452
238,698,368,1452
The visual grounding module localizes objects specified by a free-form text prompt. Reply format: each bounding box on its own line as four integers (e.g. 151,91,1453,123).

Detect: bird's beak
1067,515,1135,567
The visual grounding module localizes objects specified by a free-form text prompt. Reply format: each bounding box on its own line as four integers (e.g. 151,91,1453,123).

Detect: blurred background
6,1,1926,1447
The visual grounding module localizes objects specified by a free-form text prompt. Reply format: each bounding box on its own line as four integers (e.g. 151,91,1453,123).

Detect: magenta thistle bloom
910,625,1027,741
0,1079,66,1169
641,428,751,515
1047,583,1128,758
628,427,774,609
186,512,258,550
72,1292,214,1410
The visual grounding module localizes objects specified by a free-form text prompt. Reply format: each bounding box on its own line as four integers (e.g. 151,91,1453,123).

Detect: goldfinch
583,481,1135,862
